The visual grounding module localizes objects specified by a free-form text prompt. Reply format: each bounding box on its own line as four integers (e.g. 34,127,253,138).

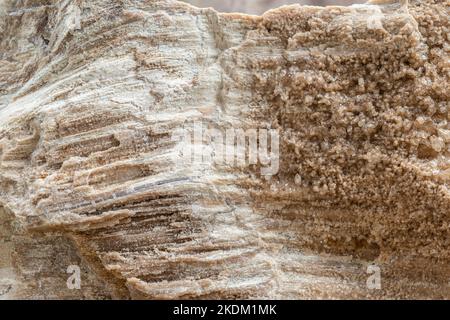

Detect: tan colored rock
182,0,364,15
0,0,449,299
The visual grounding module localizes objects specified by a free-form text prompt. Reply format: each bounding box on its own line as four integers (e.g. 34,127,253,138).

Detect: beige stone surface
0,0,449,299
182,0,365,15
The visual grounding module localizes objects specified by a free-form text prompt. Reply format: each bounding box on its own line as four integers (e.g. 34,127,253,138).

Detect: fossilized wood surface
0,0,449,299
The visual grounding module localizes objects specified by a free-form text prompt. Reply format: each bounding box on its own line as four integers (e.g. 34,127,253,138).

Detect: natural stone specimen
0,0,449,299
182,0,363,15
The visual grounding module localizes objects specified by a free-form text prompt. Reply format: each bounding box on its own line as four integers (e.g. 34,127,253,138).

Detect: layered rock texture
0,0,449,299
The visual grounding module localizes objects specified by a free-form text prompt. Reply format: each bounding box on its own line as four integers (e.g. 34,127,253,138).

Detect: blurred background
182,0,366,15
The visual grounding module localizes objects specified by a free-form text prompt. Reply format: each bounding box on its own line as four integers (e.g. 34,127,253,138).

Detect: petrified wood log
0,0,449,299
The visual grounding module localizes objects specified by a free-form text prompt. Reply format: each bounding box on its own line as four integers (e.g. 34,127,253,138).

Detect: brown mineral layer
0,0,449,299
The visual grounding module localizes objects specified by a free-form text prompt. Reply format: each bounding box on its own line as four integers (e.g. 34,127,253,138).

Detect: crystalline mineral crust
0,0,449,299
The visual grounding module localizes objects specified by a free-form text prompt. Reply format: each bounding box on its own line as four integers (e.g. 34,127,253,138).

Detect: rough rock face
183,0,364,15
0,0,449,299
